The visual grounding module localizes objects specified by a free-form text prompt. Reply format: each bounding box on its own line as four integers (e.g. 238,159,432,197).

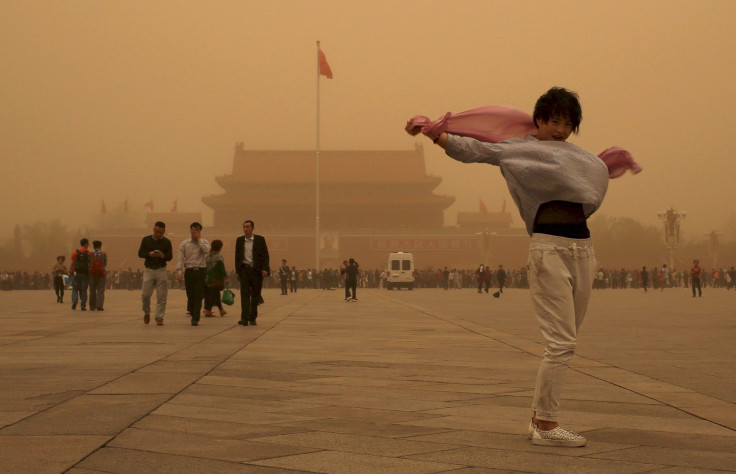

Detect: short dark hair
154,221,166,229
211,239,223,252
533,87,582,134
92,240,102,249
80,238,89,246
190,222,202,231
243,220,255,228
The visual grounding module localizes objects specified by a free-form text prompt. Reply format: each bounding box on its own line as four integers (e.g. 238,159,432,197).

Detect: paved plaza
1,286,734,473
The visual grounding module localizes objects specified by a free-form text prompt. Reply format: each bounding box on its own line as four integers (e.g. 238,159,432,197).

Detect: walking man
177,222,210,326
641,266,649,292
138,221,173,325
70,238,91,310
493,264,506,298
690,259,703,297
235,220,270,326
345,258,359,301
278,259,289,295
88,240,107,311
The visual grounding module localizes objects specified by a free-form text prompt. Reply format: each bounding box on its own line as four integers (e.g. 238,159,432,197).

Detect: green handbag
222,289,235,306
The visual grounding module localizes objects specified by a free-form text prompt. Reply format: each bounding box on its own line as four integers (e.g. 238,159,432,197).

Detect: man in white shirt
177,222,210,326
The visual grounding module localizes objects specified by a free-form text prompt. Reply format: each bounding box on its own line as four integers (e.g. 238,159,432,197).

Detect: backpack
90,251,106,277
75,250,90,274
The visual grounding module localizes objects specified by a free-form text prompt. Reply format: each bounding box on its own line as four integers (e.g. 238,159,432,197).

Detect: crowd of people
5,263,735,293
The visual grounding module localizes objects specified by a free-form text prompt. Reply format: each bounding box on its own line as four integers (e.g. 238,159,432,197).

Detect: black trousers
347,280,357,299
185,268,206,323
280,277,288,294
692,278,702,297
204,285,222,311
239,267,263,322
54,276,64,300
497,279,505,293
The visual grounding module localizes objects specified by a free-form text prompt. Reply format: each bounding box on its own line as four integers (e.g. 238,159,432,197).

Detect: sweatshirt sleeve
445,135,504,166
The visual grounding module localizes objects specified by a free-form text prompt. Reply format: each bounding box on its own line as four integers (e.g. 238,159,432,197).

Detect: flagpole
315,40,321,273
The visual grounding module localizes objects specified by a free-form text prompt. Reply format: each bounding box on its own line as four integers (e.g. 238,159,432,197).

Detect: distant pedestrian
494,264,506,298
661,264,670,290
88,240,107,311
641,266,649,292
345,258,359,301
204,239,227,317
475,264,487,293
70,238,91,311
290,266,297,293
278,259,289,295
340,260,350,300
690,259,703,297
52,256,67,303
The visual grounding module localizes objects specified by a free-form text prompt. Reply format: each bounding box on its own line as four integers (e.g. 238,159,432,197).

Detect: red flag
124,198,128,213
170,199,178,213
479,198,488,214
318,48,333,79
144,199,154,211
101,199,107,213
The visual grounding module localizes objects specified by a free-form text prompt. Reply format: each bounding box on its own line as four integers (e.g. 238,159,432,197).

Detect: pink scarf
407,105,642,179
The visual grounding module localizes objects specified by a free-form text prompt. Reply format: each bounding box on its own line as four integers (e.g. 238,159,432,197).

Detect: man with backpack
88,240,108,311
70,238,91,310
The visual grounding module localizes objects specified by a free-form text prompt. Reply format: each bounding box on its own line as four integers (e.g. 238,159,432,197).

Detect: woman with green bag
204,240,228,317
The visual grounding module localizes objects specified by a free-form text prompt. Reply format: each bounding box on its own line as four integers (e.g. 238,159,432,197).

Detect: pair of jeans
528,233,596,422
141,267,168,321
89,276,106,309
72,274,89,308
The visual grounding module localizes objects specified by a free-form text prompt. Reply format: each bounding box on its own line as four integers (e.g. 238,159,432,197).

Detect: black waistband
533,201,590,239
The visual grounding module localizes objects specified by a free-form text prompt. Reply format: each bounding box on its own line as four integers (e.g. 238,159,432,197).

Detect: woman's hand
405,120,422,136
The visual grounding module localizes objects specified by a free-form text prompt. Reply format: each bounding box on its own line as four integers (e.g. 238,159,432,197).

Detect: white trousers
528,233,596,422
141,267,168,321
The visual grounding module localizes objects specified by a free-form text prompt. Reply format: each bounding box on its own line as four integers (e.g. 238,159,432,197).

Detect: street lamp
657,207,686,270
705,230,723,269
475,228,497,265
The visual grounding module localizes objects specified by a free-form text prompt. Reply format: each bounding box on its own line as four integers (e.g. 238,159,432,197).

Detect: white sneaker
527,421,537,440
532,426,587,447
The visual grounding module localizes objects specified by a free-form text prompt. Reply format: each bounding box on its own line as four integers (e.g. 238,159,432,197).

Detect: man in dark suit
234,220,270,326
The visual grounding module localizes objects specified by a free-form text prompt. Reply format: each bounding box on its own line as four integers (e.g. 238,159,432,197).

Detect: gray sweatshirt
445,134,609,236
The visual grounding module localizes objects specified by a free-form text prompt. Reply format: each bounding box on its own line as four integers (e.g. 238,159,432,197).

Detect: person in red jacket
690,259,703,297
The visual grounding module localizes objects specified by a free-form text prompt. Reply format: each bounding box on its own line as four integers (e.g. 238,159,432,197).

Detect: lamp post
705,230,723,270
657,207,686,270
476,228,497,265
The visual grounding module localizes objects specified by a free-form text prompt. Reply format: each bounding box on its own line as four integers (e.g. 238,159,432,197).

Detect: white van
386,252,415,290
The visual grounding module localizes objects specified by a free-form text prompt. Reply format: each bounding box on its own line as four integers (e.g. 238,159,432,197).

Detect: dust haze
2,0,735,245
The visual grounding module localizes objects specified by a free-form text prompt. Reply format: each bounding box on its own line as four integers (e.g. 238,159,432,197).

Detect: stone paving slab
1,287,735,473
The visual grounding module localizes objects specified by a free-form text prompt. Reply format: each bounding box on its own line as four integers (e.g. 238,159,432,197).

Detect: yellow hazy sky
2,0,735,240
